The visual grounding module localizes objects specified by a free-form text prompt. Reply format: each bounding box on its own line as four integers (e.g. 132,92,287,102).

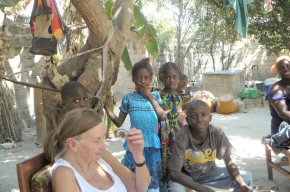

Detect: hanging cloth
29,0,66,56
224,0,254,38
50,0,65,38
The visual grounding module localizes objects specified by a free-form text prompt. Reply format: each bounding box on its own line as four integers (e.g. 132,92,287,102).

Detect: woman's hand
127,128,144,161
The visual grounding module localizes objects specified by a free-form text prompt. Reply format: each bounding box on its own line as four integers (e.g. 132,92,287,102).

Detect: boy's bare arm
223,156,253,192
104,105,127,127
169,170,215,192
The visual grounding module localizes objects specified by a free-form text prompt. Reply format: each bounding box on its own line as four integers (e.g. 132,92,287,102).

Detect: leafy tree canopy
205,0,290,55
0,0,24,9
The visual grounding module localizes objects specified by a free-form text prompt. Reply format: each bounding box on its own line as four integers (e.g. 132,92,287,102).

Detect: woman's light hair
43,108,102,162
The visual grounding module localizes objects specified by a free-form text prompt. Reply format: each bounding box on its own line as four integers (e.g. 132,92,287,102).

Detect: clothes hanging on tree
224,0,254,38
29,0,66,56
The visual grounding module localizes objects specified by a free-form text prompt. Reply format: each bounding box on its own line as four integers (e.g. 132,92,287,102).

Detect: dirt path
211,107,289,191
0,105,289,191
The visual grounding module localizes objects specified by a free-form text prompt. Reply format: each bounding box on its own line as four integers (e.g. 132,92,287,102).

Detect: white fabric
52,158,127,192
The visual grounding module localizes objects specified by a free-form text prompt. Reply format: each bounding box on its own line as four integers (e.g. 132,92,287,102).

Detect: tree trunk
34,88,46,144
175,0,182,68
42,0,134,132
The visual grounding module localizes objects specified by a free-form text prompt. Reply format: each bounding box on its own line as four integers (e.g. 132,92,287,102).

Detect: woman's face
75,123,107,161
277,59,290,80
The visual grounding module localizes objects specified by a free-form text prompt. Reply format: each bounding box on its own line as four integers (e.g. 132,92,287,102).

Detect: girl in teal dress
104,58,166,192
158,62,184,190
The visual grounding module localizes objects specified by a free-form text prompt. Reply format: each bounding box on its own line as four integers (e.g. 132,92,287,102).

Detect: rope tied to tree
0,65,4,82
0,48,5,82
95,22,114,99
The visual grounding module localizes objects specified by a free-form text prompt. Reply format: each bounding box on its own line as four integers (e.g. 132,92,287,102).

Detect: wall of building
1,17,42,128
188,40,277,86
202,70,245,97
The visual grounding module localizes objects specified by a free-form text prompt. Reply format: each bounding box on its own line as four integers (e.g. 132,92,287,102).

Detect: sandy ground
0,103,290,192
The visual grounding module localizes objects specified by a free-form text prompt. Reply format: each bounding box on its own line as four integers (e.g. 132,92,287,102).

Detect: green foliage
135,0,143,7
205,0,290,54
143,24,159,57
134,5,146,28
146,35,158,58
133,5,159,57
0,0,24,9
121,47,132,70
153,0,204,69
104,2,159,69
249,0,290,54
104,0,113,20
155,22,176,47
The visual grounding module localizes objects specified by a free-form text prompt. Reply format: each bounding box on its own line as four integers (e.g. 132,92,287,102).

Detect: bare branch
113,0,134,35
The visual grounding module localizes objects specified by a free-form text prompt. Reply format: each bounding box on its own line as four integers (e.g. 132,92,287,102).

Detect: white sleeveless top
52,158,127,192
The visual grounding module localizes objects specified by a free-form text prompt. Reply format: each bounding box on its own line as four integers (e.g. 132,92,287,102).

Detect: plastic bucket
240,88,261,99
255,82,265,92
216,94,238,115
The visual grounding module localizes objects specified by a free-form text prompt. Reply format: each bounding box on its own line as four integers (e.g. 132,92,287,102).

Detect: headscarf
271,56,290,74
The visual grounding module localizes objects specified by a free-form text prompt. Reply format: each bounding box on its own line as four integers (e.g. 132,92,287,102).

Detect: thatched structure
0,47,22,143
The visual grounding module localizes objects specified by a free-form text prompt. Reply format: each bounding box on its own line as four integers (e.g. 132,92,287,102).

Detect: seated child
168,100,254,192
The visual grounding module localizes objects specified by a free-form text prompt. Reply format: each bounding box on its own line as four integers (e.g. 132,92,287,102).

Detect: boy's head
131,58,153,87
61,81,90,111
186,100,212,131
177,74,188,91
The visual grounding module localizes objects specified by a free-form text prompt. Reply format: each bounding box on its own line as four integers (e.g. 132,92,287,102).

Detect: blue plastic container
264,78,280,94
265,84,271,94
